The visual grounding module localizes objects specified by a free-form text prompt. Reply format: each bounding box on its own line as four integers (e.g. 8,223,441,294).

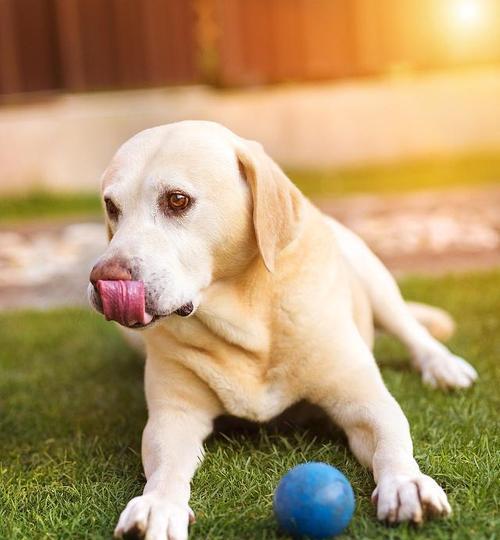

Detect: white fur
88,121,477,540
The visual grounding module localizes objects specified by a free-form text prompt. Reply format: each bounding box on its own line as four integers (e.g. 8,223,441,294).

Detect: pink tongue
96,280,153,326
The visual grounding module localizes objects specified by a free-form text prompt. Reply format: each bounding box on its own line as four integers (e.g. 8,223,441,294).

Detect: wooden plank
0,0,22,94
300,0,356,79
54,0,86,90
214,0,245,85
78,0,119,89
269,0,305,82
167,0,198,82
194,0,219,81
214,0,359,85
0,0,60,94
143,0,172,85
216,0,277,85
240,0,275,84
111,0,148,87
143,0,199,86
14,0,60,91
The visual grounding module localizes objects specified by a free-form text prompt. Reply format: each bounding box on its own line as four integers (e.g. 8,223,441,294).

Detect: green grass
0,271,499,539
0,191,101,224
1,151,499,223
288,151,500,197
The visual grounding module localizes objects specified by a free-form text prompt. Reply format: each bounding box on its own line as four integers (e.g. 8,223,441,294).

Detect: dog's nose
90,259,132,286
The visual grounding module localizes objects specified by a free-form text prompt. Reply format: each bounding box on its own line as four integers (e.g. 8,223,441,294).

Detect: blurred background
0,0,499,309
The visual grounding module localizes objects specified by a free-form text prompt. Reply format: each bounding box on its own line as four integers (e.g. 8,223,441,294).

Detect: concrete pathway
2,67,500,194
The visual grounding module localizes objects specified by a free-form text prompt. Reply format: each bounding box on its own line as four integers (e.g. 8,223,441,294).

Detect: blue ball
273,462,355,539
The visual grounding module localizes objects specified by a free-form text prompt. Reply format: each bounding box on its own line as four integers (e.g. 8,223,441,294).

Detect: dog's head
88,121,301,329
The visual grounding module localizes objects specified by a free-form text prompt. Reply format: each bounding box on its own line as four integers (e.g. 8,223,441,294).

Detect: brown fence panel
213,0,358,86
299,0,357,80
1,0,200,96
55,0,119,91
111,0,149,88
210,0,500,86
0,0,60,94
142,0,199,85
2,0,500,96
55,0,200,92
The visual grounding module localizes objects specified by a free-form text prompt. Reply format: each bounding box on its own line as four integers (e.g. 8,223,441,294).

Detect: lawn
0,191,101,224
0,271,498,539
289,150,500,198
1,151,499,224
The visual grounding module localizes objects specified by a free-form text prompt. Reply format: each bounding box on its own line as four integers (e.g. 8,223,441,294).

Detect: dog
88,121,477,539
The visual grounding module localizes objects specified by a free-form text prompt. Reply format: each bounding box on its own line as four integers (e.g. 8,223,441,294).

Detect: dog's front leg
114,356,223,540
311,326,452,524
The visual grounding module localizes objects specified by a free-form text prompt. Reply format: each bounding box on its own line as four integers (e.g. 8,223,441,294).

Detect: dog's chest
206,365,287,422
158,315,294,422
186,346,291,422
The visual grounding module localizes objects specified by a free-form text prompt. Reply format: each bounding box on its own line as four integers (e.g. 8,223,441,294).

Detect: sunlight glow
453,0,484,27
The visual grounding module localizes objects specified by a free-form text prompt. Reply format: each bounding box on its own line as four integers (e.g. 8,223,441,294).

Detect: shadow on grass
212,401,347,446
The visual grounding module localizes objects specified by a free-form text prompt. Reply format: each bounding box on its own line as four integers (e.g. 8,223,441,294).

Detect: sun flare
454,0,484,27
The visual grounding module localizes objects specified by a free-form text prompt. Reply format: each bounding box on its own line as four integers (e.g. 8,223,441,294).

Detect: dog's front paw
114,494,195,540
372,474,451,523
415,346,478,390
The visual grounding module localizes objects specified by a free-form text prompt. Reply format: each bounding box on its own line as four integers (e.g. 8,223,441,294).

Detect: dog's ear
236,140,302,272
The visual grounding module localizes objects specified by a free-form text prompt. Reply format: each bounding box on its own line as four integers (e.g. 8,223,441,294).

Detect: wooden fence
0,0,199,94
1,0,500,96
213,0,500,85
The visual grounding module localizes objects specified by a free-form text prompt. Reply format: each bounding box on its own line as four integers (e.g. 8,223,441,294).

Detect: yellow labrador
88,121,477,540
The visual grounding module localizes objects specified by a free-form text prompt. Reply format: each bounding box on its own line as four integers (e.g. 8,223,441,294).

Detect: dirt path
0,185,498,310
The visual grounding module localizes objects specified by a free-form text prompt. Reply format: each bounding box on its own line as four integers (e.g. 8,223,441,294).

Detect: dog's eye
104,198,120,221
166,191,190,211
